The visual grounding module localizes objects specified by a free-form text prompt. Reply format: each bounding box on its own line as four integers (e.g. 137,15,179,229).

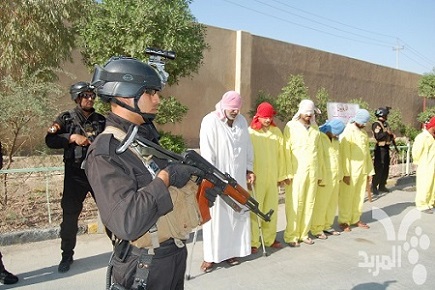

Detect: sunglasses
80,93,96,100
145,88,159,95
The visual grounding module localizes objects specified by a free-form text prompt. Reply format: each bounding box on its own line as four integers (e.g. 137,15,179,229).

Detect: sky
189,0,435,75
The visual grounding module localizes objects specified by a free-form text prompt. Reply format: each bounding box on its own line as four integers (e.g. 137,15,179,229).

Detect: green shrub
158,131,186,153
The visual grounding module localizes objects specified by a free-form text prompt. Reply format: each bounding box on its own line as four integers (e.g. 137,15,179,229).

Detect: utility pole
392,38,404,69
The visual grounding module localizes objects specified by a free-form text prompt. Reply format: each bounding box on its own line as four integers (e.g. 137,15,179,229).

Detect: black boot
371,185,379,196
0,269,19,285
58,256,74,273
379,186,390,193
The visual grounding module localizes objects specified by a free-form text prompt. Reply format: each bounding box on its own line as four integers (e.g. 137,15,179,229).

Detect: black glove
165,163,204,188
205,187,219,207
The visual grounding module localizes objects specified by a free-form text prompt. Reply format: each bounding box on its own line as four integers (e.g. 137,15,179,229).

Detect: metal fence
0,143,415,234
0,166,63,224
0,163,98,234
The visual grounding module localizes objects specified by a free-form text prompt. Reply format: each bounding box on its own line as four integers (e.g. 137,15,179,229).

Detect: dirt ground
0,155,98,234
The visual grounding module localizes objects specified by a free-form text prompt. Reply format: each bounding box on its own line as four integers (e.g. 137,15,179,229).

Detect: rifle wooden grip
224,184,249,204
196,179,213,224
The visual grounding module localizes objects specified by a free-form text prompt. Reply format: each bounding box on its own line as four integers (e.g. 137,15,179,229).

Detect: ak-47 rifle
116,125,274,223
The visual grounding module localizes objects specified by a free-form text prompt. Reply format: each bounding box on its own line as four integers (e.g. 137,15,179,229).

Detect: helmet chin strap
134,98,156,122
112,97,156,122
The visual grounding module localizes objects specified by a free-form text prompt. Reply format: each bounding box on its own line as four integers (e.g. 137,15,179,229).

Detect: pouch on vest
102,126,202,249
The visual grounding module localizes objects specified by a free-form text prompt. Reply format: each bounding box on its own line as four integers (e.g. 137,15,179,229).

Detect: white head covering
292,99,318,124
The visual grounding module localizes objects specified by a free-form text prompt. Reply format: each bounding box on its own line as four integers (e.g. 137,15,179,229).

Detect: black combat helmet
92,56,162,102
91,56,163,121
375,107,389,118
70,81,93,102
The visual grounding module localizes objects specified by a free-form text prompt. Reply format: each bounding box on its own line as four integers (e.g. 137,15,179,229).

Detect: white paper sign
326,102,360,124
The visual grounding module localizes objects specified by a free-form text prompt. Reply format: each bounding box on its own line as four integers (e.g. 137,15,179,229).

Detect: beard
81,106,94,112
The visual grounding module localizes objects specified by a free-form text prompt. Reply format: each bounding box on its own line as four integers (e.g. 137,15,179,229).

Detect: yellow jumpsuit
412,130,435,211
283,120,323,243
338,123,374,226
311,132,342,236
249,126,287,248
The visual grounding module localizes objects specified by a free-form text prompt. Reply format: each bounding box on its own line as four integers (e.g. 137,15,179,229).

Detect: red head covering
426,116,435,130
250,102,277,130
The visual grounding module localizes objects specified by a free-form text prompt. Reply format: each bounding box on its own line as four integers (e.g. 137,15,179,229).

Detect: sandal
315,233,328,240
339,223,351,232
323,229,341,236
301,238,315,245
288,241,300,248
270,240,283,249
226,258,240,266
201,261,214,273
354,221,370,229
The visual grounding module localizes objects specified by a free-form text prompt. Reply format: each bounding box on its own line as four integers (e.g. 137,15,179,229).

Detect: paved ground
1,176,435,290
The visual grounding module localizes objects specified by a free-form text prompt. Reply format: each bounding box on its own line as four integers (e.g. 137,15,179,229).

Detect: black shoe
58,256,73,273
0,269,19,285
379,187,390,193
371,186,379,196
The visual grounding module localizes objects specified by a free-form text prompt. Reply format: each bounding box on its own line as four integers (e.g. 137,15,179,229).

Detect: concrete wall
59,25,425,148
161,26,422,147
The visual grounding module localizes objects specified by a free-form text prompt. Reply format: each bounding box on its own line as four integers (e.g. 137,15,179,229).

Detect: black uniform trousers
372,145,390,190
60,164,94,259
0,251,5,272
112,240,187,290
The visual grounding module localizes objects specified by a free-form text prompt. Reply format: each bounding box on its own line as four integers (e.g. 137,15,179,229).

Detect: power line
223,0,392,49
220,0,434,72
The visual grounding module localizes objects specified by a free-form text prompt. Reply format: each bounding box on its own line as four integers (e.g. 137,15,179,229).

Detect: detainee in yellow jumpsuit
283,100,323,247
338,109,374,232
249,102,287,252
412,116,435,213
310,119,345,239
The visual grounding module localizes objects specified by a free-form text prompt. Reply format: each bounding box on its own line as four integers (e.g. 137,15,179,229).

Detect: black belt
130,238,185,258
115,238,185,261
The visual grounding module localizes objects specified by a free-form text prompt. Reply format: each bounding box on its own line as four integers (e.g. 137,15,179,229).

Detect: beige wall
59,25,425,148
161,26,422,147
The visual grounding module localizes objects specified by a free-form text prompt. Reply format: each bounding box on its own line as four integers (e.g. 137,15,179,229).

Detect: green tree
0,0,92,81
417,71,435,111
0,74,63,205
76,0,208,151
0,1,91,205
155,96,189,153
314,87,330,125
76,0,208,85
0,0,92,155
417,106,435,124
155,96,188,125
275,74,309,123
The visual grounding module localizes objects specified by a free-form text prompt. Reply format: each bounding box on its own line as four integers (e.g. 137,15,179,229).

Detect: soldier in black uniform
45,82,106,273
371,107,395,195
85,56,216,290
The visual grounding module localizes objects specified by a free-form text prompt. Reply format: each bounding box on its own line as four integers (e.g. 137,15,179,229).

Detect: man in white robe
199,91,255,272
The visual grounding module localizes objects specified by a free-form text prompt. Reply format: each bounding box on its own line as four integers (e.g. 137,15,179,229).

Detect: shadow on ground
351,280,397,289
1,252,111,289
